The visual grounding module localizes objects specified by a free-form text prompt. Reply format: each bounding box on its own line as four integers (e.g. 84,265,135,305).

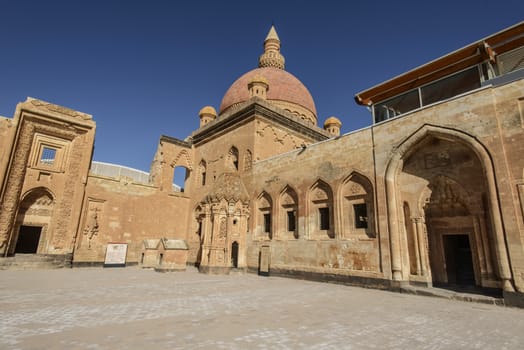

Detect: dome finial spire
258,25,285,70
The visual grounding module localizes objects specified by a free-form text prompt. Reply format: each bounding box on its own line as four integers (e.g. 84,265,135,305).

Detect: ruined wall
74,174,191,265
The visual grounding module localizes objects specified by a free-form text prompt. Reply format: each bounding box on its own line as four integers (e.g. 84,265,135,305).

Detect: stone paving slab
0,267,523,349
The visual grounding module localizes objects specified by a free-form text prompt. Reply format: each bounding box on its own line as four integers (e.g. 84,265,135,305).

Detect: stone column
410,218,421,276
385,154,403,281
414,218,428,277
485,176,514,291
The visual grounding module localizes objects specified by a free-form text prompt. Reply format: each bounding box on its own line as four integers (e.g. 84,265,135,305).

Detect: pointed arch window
228,146,239,171
309,181,334,239
243,150,253,171
198,160,207,186
341,173,375,238
257,192,272,240
279,186,298,239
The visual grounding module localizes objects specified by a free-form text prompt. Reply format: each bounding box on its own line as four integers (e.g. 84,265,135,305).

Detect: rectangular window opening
263,213,271,233
421,66,480,106
319,207,330,230
40,147,56,166
354,203,368,229
287,210,296,232
373,89,420,123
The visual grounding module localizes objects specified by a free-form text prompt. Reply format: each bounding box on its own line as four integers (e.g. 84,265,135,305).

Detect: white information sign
104,243,128,267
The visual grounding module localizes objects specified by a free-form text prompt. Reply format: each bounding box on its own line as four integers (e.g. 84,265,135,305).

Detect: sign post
104,243,128,267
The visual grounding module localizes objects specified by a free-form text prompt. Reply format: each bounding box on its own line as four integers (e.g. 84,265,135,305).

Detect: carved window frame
256,192,272,240
29,133,70,173
308,181,334,239
279,186,298,240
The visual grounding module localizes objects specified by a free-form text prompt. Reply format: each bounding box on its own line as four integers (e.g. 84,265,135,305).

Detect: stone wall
242,79,524,293
73,174,191,265
245,127,382,279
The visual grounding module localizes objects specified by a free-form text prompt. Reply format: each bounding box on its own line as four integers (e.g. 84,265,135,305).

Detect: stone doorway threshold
401,284,504,306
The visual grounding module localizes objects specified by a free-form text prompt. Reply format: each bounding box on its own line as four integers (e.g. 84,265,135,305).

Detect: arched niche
385,124,513,292
308,179,334,239
340,172,375,238
279,185,298,239
10,187,55,255
256,192,272,240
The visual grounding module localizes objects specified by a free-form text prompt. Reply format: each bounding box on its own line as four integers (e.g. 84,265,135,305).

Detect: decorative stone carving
218,218,227,240
171,150,193,171
258,196,271,209
0,124,35,253
0,108,91,254
54,140,84,249
347,182,366,196
243,150,253,171
19,190,54,218
256,122,300,149
83,208,100,249
425,175,469,217
314,188,328,201
204,173,249,203
226,147,239,170
29,98,92,120
282,193,295,205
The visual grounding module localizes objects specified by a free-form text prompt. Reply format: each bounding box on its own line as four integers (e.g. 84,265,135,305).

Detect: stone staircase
401,284,504,306
0,254,72,270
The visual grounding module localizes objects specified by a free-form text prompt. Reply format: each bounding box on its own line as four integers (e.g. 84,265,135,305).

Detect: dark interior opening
444,234,475,286
231,241,239,268
15,225,42,254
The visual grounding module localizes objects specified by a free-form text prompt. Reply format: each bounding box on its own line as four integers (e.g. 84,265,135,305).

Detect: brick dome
219,67,317,120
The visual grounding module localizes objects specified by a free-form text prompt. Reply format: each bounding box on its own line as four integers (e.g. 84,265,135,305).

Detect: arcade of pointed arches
254,172,376,242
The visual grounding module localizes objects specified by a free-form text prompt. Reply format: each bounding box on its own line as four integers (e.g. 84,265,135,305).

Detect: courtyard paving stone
0,267,523,349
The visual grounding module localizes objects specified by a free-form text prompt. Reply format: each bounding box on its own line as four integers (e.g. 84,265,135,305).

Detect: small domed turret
199,106,217,127
248,74,269,100
323,116,342,137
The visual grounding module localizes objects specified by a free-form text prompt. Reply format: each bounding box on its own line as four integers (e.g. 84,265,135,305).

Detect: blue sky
1,1,522,173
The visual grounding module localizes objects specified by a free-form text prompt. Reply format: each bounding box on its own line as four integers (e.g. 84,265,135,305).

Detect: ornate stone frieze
29,98,92,120
0,124,35,253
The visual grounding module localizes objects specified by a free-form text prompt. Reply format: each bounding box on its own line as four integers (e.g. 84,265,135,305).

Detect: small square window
40,147,56,166
354,203,368,229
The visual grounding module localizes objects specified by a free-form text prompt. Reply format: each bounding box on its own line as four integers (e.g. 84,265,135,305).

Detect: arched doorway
10,188,54,255
421,174,478,288
385,125,513,292
231,241,239,268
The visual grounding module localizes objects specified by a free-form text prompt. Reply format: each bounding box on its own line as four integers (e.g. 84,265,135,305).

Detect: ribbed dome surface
219,67,317,116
